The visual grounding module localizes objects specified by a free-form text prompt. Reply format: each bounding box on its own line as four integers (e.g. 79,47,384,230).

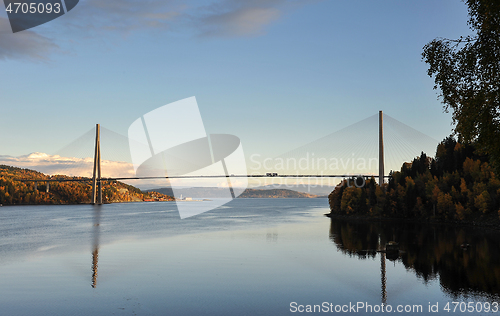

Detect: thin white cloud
63,0,288,37
199,6,281,37
0,152,135,178
0,0,316,61
0,152,244,189
195,0,319,37
64,0,184,34
0,17,59,61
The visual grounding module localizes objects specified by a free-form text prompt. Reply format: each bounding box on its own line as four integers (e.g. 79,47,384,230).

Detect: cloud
0,152,237,189
195,0,320,37
63,0,291,37
0,0,314,61
196,0,295,37
63,0,184,34
0,17,59,61
199,5,281,37
0,152,135,178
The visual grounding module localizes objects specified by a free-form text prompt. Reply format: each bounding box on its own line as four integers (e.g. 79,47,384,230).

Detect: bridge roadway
17,174,390,182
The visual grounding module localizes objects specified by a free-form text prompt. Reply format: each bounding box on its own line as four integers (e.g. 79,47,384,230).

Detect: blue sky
0,0,472,166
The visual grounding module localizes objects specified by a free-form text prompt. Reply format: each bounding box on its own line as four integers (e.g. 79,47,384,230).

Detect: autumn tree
422,0,500,171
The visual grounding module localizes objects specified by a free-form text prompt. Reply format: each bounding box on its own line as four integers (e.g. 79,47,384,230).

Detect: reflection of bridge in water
91,207,101,288
19,111,429,204
12,112,439,289
329,218,500,304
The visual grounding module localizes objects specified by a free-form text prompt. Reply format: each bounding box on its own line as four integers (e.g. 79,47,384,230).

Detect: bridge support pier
34,182,37,191
46,182,49,193
91,124,102,205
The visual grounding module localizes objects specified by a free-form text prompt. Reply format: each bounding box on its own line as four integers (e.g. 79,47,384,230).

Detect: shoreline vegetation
328,137,500,228
0,165,174,205
325,212,500,232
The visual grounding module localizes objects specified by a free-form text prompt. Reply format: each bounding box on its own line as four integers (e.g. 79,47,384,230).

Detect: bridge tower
379,111,384,185
91,124,102,205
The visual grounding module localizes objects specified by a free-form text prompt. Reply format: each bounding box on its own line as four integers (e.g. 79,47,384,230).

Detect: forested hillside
328,137,500,224
0,165,173,205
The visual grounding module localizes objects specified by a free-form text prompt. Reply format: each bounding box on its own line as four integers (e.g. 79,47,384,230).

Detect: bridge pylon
91,124,102,205
379,111,384,185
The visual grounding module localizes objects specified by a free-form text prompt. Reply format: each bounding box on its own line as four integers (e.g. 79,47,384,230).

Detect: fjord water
0,199,498,315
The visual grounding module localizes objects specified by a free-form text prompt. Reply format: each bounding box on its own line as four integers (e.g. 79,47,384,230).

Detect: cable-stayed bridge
16,111,438,204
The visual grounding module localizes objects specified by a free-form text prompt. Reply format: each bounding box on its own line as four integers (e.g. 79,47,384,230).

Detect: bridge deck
16,174,389,182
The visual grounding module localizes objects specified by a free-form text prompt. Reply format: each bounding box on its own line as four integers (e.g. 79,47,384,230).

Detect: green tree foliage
328,137,500,223
422,0,500,171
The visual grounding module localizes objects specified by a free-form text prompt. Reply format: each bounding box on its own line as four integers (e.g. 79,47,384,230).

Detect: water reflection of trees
329,219,500,297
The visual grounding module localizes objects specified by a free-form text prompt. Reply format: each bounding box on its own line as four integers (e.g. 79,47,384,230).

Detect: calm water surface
0,199,499,315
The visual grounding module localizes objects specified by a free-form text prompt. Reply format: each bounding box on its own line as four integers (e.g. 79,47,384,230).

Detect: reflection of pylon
381,252,387,304
92,247,99,288
91,124,102,205
91,207,100,288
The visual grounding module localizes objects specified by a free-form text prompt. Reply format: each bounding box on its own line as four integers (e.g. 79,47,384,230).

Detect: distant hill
148,185,336,197
252,184,335,196
239,188,319,198
0,165,173,205
148,187,321,198
147,187,225,198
